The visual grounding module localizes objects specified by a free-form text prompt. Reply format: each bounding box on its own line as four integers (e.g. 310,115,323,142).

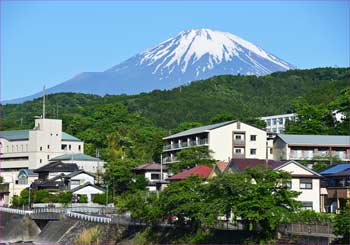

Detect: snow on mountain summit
108,28,294,78
5,28,295,104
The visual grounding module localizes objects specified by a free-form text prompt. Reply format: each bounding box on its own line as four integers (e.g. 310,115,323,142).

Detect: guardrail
0,206,112,224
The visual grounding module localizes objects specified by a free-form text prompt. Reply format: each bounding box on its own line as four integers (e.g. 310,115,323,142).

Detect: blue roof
319,163,350,175
0,129,81,142
50,153,99,161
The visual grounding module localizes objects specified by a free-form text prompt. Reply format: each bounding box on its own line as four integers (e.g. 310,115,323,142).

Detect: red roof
168,165,213,181
231,159,283,171
216,161,229,172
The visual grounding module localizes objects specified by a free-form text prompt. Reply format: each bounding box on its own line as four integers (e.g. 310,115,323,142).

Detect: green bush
58,191,73,204
33,190,50,203
79,195,88,203
92,193,112,205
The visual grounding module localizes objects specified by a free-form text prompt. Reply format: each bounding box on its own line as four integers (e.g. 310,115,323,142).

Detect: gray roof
71,182,105,192
277,134,350,146
163,120,237,140
50,153,100,161
0,129,81,142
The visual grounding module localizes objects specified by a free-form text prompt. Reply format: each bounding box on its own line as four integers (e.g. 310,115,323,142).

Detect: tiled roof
163,120,237,139
71,182,105,192
0,129,81,142
319,163,350,175
134,162,167,171
168,165,213,181
50,153,99,161
215,161,229,173
34,161,79,173
65,170,95,179
277,134,350,146
228,158,284,172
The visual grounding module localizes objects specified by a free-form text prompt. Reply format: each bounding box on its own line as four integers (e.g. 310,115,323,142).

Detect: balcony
233,139,245,146
163,156,179,163
163,138,209,152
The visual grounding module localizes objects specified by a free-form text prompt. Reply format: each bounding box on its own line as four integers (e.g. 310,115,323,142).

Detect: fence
278,222,333,237
0,206,32,215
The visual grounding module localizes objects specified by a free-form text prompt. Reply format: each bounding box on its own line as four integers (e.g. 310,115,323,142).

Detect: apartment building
273,134,350,161
162,121,268,163
260,113,297,133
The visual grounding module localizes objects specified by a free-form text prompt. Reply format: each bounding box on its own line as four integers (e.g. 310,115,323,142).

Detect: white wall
69,173,95,190
73,186,104,203
278,162,320,212
209,122,267,161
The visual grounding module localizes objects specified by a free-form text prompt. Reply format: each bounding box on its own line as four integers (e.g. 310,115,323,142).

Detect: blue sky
1,1,349,100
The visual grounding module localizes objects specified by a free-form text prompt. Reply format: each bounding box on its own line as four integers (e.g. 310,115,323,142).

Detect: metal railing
163,138,209,151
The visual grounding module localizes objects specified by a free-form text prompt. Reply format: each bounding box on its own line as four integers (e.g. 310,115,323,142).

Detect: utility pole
43,85,46,119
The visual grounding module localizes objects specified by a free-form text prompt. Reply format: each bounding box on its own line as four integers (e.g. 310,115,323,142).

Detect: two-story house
162,120,269,164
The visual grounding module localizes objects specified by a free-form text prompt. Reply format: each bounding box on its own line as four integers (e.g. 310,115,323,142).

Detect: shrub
79,195,88,203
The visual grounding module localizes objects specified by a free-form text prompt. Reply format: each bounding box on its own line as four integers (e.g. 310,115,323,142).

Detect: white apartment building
0,118,101,205
162,121,269,163
273,134,350,161
260,113,297,133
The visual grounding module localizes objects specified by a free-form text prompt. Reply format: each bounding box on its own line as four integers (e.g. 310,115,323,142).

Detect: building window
278,118,283,124
272,119,277,125
250,149,256,155
301,202,313,210
47,145,50,149
237,122,241,129
71,180,80,185
40,159,42,163
270,148,273,154
78,145,81,151
235,135,242,140
61,144,67,150
47,155,50,160
69,145,72,150
18,175,28,185
300,179,312,189
250,135,256,141
16,145,18,152
266,119,271,126
151,174,160,180
283,181,292,189
40,146,42,151
235,148,242,154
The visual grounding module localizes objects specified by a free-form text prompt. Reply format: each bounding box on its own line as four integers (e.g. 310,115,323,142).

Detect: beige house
163,120,269,164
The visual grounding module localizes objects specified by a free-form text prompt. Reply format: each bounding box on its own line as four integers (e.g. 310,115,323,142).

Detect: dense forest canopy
1,67,349,162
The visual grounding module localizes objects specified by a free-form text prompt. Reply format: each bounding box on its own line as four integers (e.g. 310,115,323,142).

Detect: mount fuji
6,28,295,103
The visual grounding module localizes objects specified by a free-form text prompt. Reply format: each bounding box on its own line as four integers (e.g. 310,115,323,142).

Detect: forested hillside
1,67,349,161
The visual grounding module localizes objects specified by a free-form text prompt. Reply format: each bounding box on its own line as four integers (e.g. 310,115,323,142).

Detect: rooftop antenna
42,85,46,119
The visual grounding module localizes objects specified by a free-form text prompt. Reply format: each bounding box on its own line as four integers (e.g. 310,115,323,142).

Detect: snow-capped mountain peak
108,28,294,78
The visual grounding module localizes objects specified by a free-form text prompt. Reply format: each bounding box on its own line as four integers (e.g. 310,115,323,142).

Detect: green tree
333,203,350,244
170,146,215,174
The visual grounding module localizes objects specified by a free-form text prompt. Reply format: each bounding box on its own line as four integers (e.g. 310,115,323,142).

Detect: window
278,118,283,124
235,148,242,154
16,145,18,152
250,149,256,155
250,135,256,141
18,175,28,185
78,145,81,151
237,122,241,129
283,181,292,189
40,159,42,163
71,180,80,185
272,119,277,125
40,146,42,151
69,145,72,150
151,173,160,180
61,144,67,150
266,119,271,126
270,148,273,154
47,145,50,149
301,202,313,210
235,135,242,140
300,179,312,189
47,155,50,160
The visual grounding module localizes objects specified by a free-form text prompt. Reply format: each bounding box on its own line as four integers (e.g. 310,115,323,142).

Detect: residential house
133,162,168,191
167,165,213,181
273,134,350,161
163,121,269,164
49,153,104,174
225,159,322,212
319,163,350,213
